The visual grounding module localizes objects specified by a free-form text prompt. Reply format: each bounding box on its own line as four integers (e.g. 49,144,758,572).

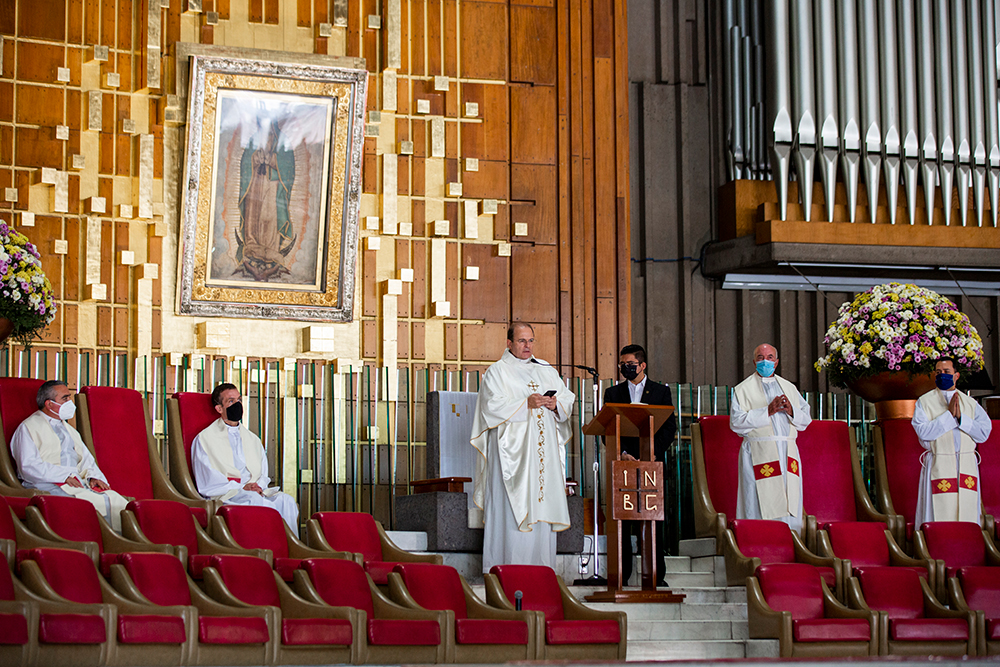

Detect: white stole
196,418,264,502
918,390,980,522
732,374,804,520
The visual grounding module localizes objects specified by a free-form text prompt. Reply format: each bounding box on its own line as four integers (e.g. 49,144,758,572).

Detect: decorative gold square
368,110,382,123
89,196,106,213
186,0,202,11
120,250,136,265
3,188,16,203
513,222,528,236
434,76,449,91
366,236,381,250
37,167,57,185
398,222,413,236
497,242,511,257
205,11,219,24
92,45,109,62
482,199,498,215
119,204,133,218
86,283,107,300
465,266,479,280
447,182,462,197
465,102,479,117
385,279,403,295
298,385,315,399
105,72,120,88
367,14,382,29
19,212,34,227
365,216,380,230
416,99,431,114
317,22,333,37
399,140,414,155
365,123,380,137
56,67,70,83
430,118,445,157
433,219,450,236
71,154,85,170
465,158,479,172
433,301,451,318
55,125,69,140
196,321,230,349
334,0,348,27
122,118,137,134
399,268,414,282
140,263,159,280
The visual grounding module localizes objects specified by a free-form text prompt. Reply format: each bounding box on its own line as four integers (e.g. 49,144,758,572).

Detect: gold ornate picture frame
178,55,367,321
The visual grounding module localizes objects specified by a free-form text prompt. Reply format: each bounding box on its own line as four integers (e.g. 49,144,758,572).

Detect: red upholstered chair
817,521,935,594
165,392,220,507
122,499,270,579
0,377,47,498
110,552,276,666
213,505,355,582
388,562,537,662
76,386,213,529
874,419,924,543
722,519,844,597
914,521,1000,600
691,416,742,549
306,511,442,585
848,566,975,656
0,551,116,667
292,558,448,664
797,420,898,551
19,547,195,666
0,495,98,570
25,495,174,577
948,566,1000,656
979,421,1000,538
485,564,627,660
747,563,877,657
202,553,362,665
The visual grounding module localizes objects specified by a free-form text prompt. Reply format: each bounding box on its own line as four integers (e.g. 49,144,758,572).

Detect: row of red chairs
747,561,1000,657
1,547,626,666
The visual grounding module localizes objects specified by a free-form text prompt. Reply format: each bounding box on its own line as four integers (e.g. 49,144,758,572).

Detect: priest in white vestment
471,322,575,573
191,383,299,531
10,380,129,531
912,357,992,528
730,343,812,534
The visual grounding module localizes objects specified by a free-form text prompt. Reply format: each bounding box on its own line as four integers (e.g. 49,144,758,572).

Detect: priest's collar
502,349,534,364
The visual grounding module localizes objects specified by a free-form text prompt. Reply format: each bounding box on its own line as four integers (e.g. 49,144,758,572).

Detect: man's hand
64,475,84,488
767,395,793,417
621,451,638,461
527,394,557,411
243,482,264,495
949,392,962,419
89,478,109,492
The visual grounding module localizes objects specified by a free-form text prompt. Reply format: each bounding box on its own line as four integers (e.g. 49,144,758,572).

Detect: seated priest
10,380,130,530
192,383,299,531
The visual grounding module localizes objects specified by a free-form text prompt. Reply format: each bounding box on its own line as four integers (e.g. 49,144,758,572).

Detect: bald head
754,344,778,377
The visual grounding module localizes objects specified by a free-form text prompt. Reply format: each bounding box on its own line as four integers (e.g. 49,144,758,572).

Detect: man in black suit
603,344,677,587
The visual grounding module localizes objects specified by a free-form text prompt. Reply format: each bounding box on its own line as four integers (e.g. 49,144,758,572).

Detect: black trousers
621,518,667,586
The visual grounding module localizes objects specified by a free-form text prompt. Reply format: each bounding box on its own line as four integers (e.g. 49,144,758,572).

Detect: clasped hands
64,476,109,491
767,394,794,417
949,392,962,419
243,481,264,495
527,393,558,411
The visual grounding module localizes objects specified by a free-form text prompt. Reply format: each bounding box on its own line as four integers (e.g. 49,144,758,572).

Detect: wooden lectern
583,403,685,603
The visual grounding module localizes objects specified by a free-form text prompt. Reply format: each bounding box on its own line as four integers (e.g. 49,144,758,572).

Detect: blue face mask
756,360,776,377
935,373,955,390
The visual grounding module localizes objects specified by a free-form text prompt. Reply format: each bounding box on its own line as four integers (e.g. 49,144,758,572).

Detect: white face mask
55,400,76,421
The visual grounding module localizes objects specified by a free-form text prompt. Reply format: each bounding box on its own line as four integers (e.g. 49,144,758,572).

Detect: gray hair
36,380,68,410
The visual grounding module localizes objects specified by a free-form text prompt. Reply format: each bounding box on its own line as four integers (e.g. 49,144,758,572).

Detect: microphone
530,359,599,377
514,590,523,611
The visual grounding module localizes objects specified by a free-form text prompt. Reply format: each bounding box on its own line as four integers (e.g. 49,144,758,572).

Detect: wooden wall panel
510,4,556,84
462,322,507,360
510,84,556,165
460,244,508,322
510,164,556,244
460,2,508,81
510,244,558,324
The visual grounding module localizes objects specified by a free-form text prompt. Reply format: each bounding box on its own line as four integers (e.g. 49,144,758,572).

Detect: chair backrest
207,554,280,607
0,378,45,458
217,505,289,559
126,499,199,555
0,559,15,601
301,558,375,617
311,512,383,563
0,496,15,542
171,392,218,473
730,519,795,564
879,419,924,523
696,416,742,523
29,495,103,551
824,522,889,567
119,552,193,607
392,562,468,618
921,521,986,568
798,420,858,524
25,547,103,604
78,386,154,500
855,566,924,619
977,421,1000,520
489,564,564,621
756,563,825,620
957,566,1000,617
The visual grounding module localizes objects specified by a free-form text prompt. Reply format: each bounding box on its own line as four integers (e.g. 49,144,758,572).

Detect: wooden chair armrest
201,566,257,608
461,577,532,621
844,577,869,610
386,571,426,610
0,538,12,569
815,529,834,558
0,484,41,498
187,577,270,618
275,573,358,622
911,529,931,560
745,576,790,641
375,521,443,564
804,515,818,553
983,530,1000,565
947,576,970,610
791,530,835,566
483,573,516,610
823,579,869,619
722,528,760,586
289,570,327,605
13,512,101,562
107,563,156,605
985,513,996,540
97,514,174,556
919,578,967,619
284,523,355,561
194,524,272,564
557,577,622,622
372,579,449,623
97,573,189,618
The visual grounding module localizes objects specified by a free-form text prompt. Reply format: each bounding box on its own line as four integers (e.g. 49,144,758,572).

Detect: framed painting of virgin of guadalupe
178,55,367,321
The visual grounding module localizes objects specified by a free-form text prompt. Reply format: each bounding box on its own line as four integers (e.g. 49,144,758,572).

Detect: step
678,537,718,558
626,639,749,660
628,619,747,641
586,601,746,622
384,530,427,552
564,585,746,605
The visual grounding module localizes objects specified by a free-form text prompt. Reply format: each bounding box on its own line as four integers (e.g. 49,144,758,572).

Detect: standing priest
471,322,575,572
730,343,812,534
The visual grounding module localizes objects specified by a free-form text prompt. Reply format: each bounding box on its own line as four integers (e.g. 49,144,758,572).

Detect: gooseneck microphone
514,590,523,611
530,358,599,377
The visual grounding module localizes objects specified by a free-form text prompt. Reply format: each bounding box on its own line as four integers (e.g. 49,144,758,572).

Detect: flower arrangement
815,283,984,388
0,222,56,347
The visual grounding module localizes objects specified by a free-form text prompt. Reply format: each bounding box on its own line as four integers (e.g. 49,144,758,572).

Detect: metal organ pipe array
725,0,1000,226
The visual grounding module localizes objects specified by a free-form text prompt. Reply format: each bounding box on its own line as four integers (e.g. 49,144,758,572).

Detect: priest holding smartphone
471,322,576,572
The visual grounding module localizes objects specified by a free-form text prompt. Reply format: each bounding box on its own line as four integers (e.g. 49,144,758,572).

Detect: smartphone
543,389,557,397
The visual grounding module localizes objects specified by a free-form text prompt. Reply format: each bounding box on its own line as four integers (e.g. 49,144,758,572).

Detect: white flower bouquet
0,221,56,347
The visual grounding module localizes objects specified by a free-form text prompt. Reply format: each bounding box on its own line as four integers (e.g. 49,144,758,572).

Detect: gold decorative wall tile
433,76,449,91
433,219,450,236
366,236,381,250
386,0,401,69
71,155,85,170
86,284,106,300
463,201,479,239
430,118,445,158
91,45,109,62
465,158,479,172
50,171,68,213
367,15,381,29
382,70,397,111
88,197,106,213
137,135,153,219
382,154,397,234
53,240,69,255
497,242,511,257
120,204,133,218
140,263,158,280
465,102,479,117
482,199,498,215
416,99,430,114
399,140,413,155
365,216,380,230
447,182,462,197
85,216,102,285
120,250,136,265
398,268,414,282
430,238,447,302
513,222,528,236
55,126,69,140
56,67,70,83
465,266,479,280
196,321,230,349
105,73,120,88
385,279,403,296
334,0,348,27
87,92,102,131
4,188,17,203
18,212,34,227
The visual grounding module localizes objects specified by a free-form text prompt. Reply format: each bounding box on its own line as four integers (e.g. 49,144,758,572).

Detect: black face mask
225,401,243,423
620,363,639,381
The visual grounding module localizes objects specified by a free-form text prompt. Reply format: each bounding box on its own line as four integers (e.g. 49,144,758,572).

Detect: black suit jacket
602,379,677,462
